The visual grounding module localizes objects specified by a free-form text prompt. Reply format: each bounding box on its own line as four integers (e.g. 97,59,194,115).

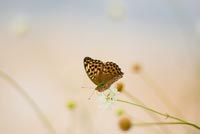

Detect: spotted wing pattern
83,57,123,91
84,57,104,85
101,61,123,83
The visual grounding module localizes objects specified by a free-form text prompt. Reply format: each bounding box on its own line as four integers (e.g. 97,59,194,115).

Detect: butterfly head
95,82,109,92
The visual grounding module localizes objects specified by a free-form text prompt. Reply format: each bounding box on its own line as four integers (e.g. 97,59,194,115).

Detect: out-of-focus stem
134,122,190,127
0,70,56,134
139,71,183,117
117,99,200,130
122,89,171,133
122,89,144,105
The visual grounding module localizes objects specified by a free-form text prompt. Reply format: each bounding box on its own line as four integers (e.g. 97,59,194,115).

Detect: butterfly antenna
88,89,96,100
81,86,94,89
81,86,96,100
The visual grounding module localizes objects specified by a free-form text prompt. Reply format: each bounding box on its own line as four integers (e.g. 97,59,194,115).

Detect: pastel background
0,0,200,134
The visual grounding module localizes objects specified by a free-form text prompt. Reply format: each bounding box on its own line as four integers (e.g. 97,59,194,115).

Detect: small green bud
66,101,76,110
116,108,125,116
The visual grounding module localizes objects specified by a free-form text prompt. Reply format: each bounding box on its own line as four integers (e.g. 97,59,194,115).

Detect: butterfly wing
100,61,123,86
84,57,124,92
83,57,104,85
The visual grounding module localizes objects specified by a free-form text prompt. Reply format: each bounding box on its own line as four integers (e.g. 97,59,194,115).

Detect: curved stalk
134,122,191,127
117,99,200,130
122,89,171,133
0,70,56,134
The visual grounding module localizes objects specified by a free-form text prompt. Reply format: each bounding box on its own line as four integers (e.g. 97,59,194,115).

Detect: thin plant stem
0,70,56,134
117,99,200,130
122,89,145,105
122,89,171,133
66,110,76,134
139,71,183,117
136,69,189,132
134,122,191,127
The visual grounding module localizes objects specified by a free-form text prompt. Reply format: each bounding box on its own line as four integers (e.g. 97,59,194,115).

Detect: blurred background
0,0,200,134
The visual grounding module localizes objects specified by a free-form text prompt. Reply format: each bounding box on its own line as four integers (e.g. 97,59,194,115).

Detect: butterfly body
83,57,123,92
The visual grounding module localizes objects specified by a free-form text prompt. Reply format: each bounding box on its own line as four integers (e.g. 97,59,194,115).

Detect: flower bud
116,108,125,116
116,82,124,92
66,101,76,110
132,64,142,73
118,116,132,131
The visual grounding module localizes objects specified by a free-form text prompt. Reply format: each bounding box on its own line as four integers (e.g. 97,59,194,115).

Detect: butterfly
83,57,124,92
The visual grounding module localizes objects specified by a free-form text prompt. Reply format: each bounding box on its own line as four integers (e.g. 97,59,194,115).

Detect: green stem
135,122,190,127
122,89,170,133
139,72,183,117
0,70,56,134
117,99,200,130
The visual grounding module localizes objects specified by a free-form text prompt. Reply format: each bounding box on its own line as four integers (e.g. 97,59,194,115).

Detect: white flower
98,88,119,109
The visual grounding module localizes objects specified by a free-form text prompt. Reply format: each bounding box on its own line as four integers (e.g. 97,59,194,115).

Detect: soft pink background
0,0,200,134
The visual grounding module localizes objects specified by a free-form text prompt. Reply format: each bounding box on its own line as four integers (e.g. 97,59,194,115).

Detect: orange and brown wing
83,57,104,85
100,61,124,85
